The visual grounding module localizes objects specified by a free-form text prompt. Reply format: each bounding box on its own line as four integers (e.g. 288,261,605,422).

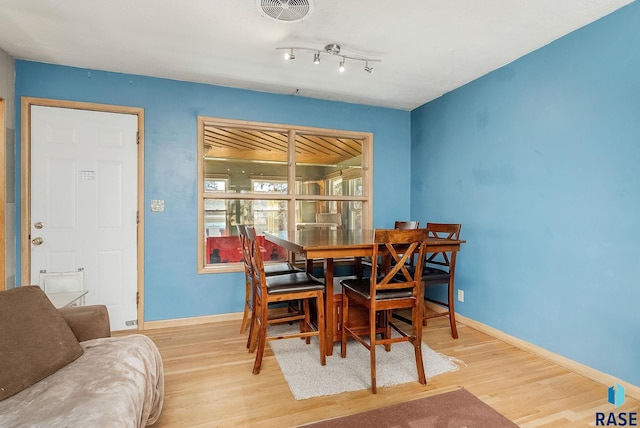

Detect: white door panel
30,106,138,330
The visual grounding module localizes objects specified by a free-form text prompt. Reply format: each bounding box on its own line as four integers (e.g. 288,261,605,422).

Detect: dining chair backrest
360,221,420,272
246,227,299,284
424,223,461,269
245,226,266,290
237,224,253,334
392,221,420,267
237,224,252,270
316,212,342,227
369,228,428,300
393,220,420,230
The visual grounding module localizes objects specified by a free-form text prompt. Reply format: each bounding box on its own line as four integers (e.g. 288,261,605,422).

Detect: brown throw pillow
0,286,84,400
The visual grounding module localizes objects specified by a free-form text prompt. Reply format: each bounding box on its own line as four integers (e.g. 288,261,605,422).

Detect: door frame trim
0,98,5,291
20,97,146,329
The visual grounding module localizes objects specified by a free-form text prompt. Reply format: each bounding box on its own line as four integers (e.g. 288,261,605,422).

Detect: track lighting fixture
277,43,380,74
284,48,295,60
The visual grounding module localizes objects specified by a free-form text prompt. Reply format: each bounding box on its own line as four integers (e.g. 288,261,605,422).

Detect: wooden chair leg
422,284,458,338
240,277,251,334
340,293,349,358
247,314,259,353
248,294,261,352
422,300,428,326
384,310,391,352
251,326,266,375
303,299,311,344
448,281,458,339
449,312,458,339
252,305,269,374
247,290,259,349
353,256,363,278
370,307,378,394
316,291,326,366
240,311,249,334
413,337,426,385
412,306,426,385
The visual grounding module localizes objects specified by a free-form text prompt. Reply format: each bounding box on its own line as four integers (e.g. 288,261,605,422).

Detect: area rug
268,324,464,400
298,388,519,428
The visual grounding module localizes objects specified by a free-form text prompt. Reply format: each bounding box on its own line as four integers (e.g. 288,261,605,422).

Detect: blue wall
14,62,412,321
411,2,640,386
13,1,639,389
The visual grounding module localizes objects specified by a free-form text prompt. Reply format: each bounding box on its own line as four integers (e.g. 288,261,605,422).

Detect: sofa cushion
58,305,112,342
0,286,84,400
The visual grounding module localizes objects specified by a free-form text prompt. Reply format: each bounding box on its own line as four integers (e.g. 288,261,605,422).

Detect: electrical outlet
457,289,464,302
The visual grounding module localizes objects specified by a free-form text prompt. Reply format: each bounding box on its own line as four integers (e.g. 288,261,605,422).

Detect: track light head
284,49,295,60
364,62,373,74
338,59,345,73
313,52,320,65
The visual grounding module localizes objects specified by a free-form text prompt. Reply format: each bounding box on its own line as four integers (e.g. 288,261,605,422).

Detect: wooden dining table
264,228,466,356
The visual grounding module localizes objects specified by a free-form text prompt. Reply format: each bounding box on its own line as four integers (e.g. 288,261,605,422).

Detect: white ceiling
0,0,633,110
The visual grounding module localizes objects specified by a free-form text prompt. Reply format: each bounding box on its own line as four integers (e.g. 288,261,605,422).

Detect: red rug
298,388,518,428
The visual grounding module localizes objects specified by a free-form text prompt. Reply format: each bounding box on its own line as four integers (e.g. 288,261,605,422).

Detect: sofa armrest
58,305,111,342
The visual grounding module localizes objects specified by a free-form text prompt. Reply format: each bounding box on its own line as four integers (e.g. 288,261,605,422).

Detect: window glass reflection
204,199,289,264
199,119,371,270
295,133,363,198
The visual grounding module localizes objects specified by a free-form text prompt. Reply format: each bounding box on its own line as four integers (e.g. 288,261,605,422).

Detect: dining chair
237,224,303,334
357,221,420,276
245,226,327,374
421,223,462,338
340,228,428,393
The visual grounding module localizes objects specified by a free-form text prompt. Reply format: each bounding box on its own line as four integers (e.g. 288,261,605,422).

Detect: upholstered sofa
0,286,164,427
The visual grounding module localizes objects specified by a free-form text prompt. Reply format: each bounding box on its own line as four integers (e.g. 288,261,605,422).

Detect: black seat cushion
266,272,324,294
341,278,413,300
421,266,450,284
395,265,450,282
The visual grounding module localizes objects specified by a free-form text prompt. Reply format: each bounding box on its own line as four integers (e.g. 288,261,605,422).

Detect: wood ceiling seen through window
204,125,363,165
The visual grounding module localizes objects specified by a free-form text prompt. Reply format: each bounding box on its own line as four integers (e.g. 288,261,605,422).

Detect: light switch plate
151,199,165,212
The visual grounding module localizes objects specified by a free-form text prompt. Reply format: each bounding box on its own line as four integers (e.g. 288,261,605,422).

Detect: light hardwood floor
124,316,638,427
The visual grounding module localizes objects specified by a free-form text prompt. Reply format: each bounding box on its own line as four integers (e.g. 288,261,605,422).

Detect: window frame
197,116,373,273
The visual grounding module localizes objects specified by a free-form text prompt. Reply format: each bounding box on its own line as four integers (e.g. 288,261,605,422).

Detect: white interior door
30,106,138,330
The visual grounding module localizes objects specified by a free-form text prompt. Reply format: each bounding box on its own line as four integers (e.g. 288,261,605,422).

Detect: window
204,176,228,192
197,117,373,272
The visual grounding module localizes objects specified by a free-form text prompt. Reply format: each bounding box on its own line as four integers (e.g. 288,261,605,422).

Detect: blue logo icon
608,384,625,407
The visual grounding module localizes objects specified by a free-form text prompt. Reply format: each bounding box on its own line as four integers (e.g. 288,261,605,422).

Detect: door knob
32,237,44,245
